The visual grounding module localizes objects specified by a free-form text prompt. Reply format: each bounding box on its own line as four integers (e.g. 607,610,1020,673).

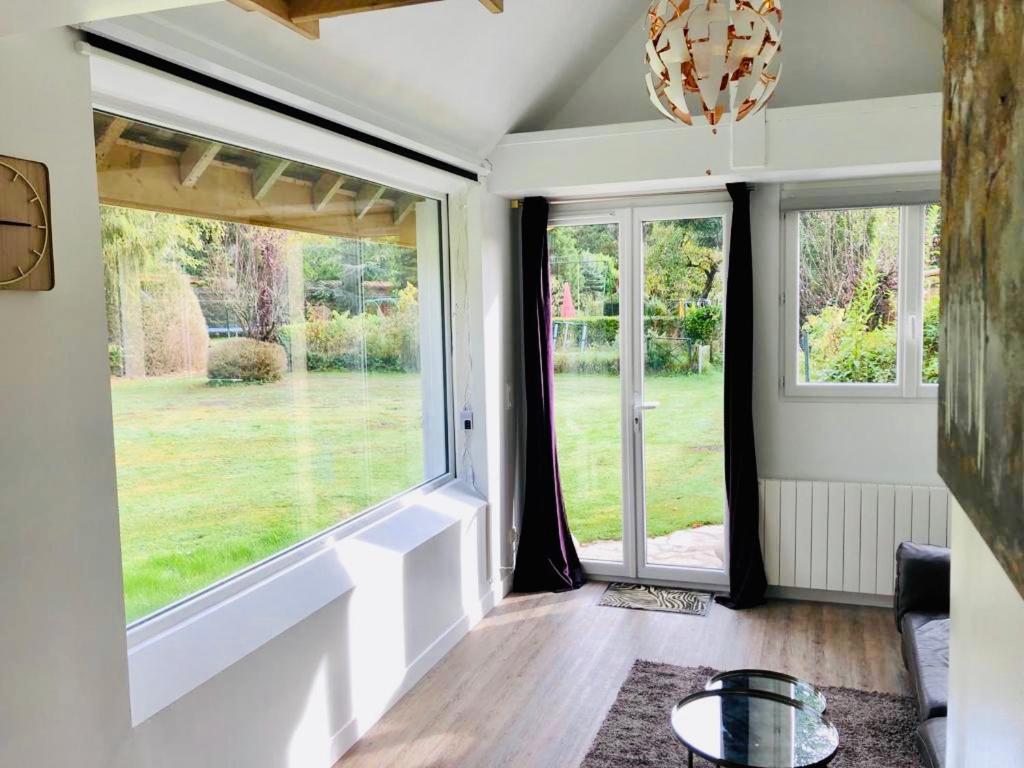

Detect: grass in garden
555,370,725,544
113,370,723,623
112,371,425,622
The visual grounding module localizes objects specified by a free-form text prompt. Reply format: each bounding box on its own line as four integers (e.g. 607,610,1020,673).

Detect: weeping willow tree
101,206,215,377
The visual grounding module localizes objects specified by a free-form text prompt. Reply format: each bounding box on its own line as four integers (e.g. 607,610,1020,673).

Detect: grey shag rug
581,661,920,768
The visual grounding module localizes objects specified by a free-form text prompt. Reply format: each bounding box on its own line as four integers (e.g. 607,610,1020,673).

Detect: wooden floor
335,583,907,768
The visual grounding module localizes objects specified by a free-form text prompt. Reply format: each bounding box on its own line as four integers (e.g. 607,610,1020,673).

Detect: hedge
208,338,287,383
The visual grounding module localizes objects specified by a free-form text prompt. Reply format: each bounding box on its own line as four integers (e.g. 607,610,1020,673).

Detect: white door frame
631,200,732,588
547,207,636,581
548,195,732,589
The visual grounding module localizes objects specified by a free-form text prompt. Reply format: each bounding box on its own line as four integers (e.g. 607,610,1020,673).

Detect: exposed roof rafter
228,0,501,38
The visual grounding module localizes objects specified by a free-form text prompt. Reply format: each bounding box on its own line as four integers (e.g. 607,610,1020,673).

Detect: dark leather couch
895,542,950,768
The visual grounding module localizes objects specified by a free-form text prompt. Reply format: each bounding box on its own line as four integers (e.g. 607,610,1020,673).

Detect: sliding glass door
549,200,730,587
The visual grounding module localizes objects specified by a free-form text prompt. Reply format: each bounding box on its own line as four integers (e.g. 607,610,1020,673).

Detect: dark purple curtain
716,183,768,609
512,197,586,593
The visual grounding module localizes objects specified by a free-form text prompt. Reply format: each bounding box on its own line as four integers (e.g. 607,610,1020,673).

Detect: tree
207,224,291,342
643,218,724,308
548,224,619,316
798,207,900,329
100,206,210,376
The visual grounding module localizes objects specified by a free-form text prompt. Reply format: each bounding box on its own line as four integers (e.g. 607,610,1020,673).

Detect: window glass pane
797,207,901,384
548,224,623,563
922,204,941,384
641,217,725,569
94,111,447,623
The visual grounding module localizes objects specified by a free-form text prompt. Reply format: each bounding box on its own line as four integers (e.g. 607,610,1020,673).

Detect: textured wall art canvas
940,1,1024,598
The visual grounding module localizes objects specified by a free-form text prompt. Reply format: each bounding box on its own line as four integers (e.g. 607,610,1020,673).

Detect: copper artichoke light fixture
646,0,783,130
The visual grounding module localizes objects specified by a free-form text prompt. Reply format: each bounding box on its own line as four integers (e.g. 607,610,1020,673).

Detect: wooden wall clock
0,155,54,291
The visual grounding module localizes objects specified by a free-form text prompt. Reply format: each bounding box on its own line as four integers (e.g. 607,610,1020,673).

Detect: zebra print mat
598,583,713,616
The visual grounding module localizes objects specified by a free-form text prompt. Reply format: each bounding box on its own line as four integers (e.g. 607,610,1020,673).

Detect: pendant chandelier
645,0,783,129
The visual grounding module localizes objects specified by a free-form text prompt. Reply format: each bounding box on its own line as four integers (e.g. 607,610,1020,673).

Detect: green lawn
555,370,725,543
112,371,426,622
113,369,723,622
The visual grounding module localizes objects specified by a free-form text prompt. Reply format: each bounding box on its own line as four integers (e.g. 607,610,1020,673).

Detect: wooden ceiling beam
95,117,133,167
227,0,320,39
253,158,291,201
290,0,442,22
179,141,222,188
478,0,502,12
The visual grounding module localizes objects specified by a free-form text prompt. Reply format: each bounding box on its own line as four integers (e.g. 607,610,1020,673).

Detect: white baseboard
327,585,501,764
767,585,894,608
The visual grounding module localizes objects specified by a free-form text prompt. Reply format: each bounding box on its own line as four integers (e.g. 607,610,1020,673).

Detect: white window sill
125,480,486,726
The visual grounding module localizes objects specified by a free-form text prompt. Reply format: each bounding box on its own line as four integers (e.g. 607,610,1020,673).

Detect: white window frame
782,201,939,400
90,50,472,724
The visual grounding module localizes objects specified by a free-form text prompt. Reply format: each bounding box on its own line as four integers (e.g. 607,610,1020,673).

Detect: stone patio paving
576,524,725,568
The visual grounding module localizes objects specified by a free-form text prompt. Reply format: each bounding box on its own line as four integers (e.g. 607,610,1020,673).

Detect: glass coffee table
705,669,828,714
671,688,839,767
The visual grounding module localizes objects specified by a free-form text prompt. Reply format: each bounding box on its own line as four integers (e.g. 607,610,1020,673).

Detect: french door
549,199,732,588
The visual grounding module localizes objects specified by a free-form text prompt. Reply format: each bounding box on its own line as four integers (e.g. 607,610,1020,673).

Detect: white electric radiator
758,480,950,598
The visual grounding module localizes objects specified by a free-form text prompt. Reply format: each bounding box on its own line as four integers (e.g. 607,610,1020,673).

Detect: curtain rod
80,31,480,183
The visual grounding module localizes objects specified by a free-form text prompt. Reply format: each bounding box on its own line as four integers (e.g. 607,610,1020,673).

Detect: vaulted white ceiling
0,0,217,37
541,0,943,131
87,0,942,166
87,0,648,167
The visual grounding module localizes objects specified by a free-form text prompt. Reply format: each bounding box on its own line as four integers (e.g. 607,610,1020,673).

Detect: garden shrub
109,344,124,376
802,252,898,384
570,316,620,345
921,293,940,383
208,337,287,382
279,284,421,373
684,305,722,345
553,347,619,374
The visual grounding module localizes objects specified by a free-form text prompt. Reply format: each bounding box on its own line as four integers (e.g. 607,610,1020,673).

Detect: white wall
947,500,1024,766
750,185,940,486
540,0,942,131
471,189,518,579
0,28,131,768
0,27,512,768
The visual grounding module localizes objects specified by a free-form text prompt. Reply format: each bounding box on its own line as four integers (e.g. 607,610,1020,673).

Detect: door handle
636,401,660,411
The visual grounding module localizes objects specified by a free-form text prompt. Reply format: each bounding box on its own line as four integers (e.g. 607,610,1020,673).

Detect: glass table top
671,689,839,768
706,669,827,714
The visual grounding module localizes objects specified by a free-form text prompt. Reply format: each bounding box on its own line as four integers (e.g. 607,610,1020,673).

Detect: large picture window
94,111,449,624
785,201,940,398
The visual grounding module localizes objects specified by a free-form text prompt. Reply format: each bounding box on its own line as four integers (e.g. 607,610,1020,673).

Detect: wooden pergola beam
312,172,346,211
95,117,132,166
394,195,418,225
355,183,387,220
96,142,414,245
253,158,291,201
179,141,222,188
227,0,320,39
